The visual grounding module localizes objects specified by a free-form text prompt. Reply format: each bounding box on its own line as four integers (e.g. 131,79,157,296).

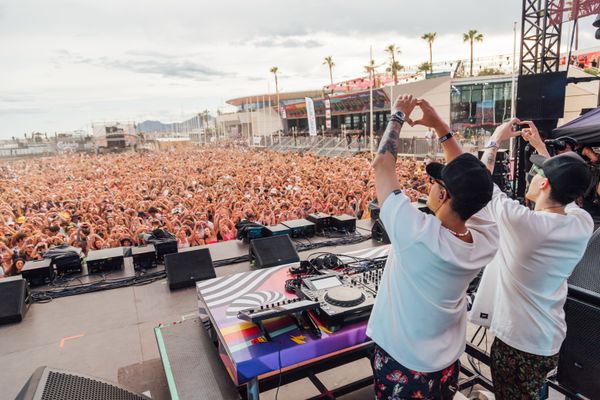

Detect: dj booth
156,238,389,399
154,228,497,400
197,244,388,394
154,219,597,400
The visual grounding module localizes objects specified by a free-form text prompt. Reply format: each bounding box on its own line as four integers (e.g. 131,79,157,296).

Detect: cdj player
299,267,384,331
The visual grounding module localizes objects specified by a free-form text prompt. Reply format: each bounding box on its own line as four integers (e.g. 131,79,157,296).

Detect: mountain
137,114,214,133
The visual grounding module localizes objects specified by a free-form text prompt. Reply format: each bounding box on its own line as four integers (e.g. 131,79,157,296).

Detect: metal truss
520,0,563,75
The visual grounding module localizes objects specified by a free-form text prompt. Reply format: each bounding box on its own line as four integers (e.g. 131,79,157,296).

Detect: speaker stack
556,228,600,398
0,276,31,325
478,149,510,193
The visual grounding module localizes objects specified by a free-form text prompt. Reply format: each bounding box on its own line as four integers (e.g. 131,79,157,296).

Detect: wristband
484,140,499,149
438,131,455,143
390,111,405,125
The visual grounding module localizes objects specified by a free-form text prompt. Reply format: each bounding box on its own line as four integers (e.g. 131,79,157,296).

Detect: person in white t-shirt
478,120,594,400
367,95,499,399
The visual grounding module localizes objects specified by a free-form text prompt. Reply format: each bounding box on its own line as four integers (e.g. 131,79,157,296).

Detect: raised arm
412,99,463,163
481,118,521,174
372,95,417,205
520,121,551,159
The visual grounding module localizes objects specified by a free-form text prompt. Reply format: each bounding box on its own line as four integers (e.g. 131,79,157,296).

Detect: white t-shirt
484,185,594,356
366,190,499,372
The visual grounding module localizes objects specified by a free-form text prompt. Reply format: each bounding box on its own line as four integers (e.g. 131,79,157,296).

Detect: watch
391,111,405,125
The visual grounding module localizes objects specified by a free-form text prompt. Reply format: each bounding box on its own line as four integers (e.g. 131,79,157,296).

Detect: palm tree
323,56,335,93
421,33,437,73
270,66,279,97
417,62,432,73
385,44,401,85
364,59,375,85
463,30,484,76
386,61,404,84
270,66,280,117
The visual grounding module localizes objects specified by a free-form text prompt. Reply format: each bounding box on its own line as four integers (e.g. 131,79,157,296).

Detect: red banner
549,0,600,24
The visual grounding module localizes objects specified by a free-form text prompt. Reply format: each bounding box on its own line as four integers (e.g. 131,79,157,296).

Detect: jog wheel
324,287,365,307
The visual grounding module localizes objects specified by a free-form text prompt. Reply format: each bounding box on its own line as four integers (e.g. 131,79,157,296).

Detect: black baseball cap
530,152,591,203
556,136,578,149
425,153,494,218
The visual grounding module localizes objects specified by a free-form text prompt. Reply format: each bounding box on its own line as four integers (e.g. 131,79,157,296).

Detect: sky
1,0,598,139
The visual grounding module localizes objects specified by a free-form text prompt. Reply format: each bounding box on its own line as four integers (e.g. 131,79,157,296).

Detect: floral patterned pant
371,344,460,399
490,337,558,400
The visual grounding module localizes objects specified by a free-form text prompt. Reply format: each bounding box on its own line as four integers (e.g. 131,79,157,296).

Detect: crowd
0,144,432,277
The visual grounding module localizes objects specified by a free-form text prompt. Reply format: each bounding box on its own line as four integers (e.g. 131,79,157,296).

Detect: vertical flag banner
305,97,317,136
325,98,331,130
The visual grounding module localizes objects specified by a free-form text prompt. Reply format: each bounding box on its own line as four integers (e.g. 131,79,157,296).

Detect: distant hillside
137,114,214,133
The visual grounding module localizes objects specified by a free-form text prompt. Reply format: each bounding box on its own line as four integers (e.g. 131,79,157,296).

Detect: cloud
0,107,45,115
0,94,34,103
59,51,232,80
248,37,323,48
104,58,229,80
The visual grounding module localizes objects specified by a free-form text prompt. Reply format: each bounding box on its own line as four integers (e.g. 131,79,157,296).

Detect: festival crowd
0,144,432,277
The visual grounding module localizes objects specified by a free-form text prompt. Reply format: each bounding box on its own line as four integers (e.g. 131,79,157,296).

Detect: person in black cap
367,95,499,399
555,135,578,155
473,120,594,400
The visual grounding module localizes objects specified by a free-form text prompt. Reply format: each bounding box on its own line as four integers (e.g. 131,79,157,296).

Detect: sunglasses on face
527,165,546,184
531,165,546,178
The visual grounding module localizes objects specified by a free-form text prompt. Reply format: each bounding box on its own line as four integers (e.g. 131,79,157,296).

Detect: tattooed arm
481,146,499,175
482,118,520,174
372,95,417,205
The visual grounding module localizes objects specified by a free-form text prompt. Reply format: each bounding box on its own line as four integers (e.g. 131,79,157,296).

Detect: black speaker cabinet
516,71,567,121
568,228,600,307
131,244,157,271
371,219,390,244
152,239,178,262
86,247,125,274
557,296,600,398
0,276,31,325
16,366,150,400
249,235,300,269
21,258,54,286
53,252,83,275
164,248,215,290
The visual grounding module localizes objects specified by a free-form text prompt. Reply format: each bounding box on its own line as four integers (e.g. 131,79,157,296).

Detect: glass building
450,77,514,138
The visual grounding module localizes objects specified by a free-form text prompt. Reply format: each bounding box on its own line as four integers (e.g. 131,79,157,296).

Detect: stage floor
0,220,566,399
0,222,379,399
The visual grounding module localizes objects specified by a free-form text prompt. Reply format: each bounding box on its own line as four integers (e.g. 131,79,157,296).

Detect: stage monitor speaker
371,219,390,244
86,247,125,274
164,248,215,290
0,276,31,325
152,239,178,262
568,228,600,307
369,200,380,221
249,235,300,269
557,296,600,398
131,244,157,271
516,72,567,121
16,366,151,400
